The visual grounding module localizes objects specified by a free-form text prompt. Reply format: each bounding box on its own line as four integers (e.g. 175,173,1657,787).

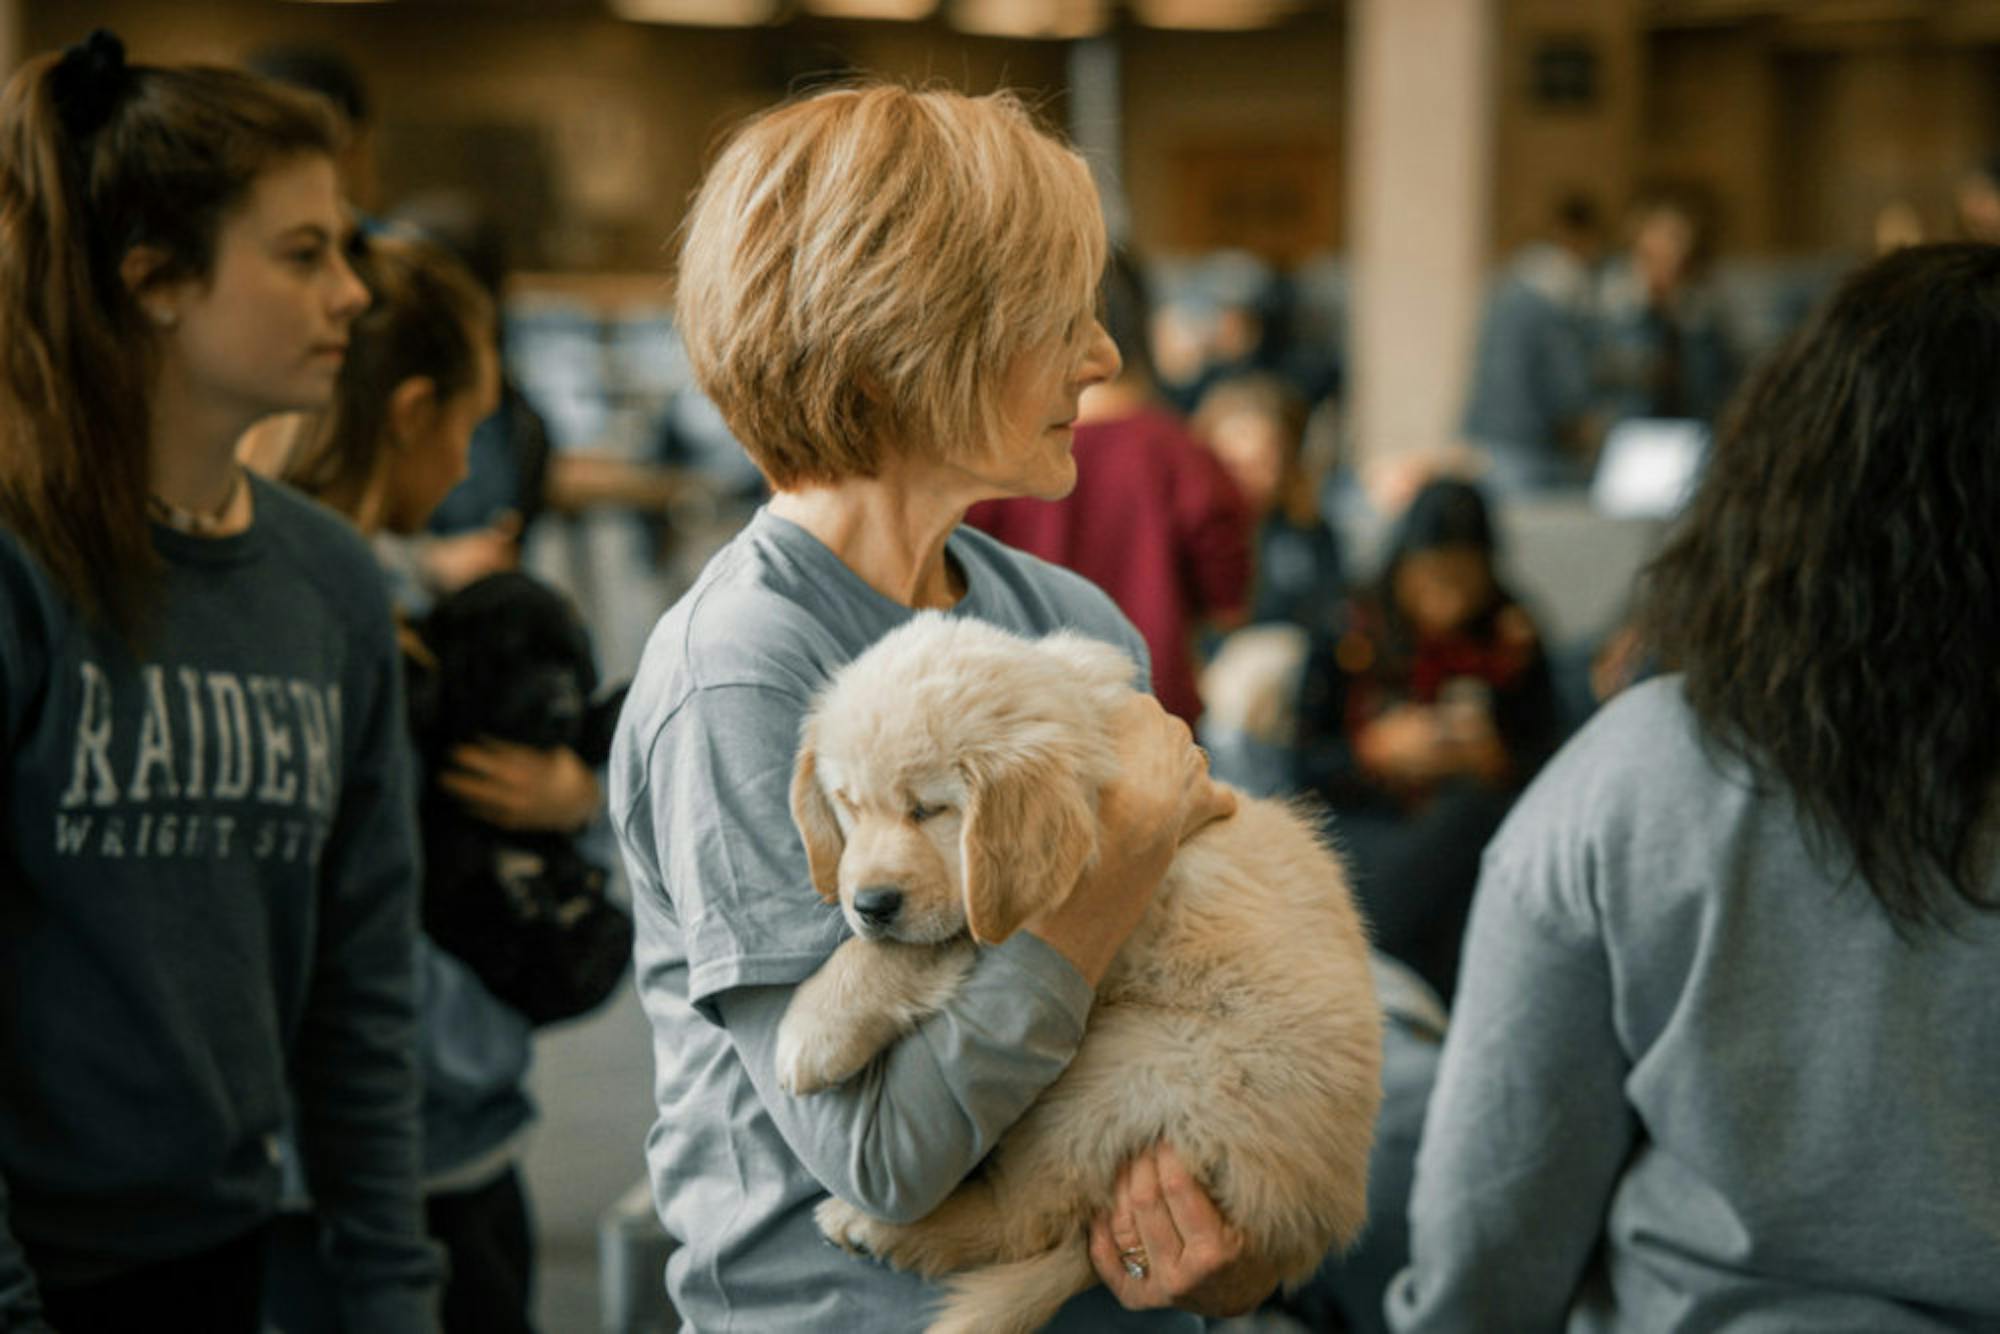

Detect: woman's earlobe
120,244,179,328
386,376,439,449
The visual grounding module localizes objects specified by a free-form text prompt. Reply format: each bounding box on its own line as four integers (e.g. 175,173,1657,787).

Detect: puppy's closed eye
909,801,950,824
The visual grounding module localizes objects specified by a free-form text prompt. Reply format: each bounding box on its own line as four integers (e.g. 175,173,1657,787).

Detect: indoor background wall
1120,12,1344,260
1491,0,1642,256
1505,2,2000,258
18,2,1071,272
17,1,2000,273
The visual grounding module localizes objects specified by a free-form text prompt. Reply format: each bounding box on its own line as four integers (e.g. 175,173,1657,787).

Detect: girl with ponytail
0,32,438,1333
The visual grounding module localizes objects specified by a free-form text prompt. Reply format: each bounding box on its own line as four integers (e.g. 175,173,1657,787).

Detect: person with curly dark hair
1388,241,2000,1331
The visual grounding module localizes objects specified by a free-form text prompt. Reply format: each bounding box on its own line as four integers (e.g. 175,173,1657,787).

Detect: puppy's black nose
852,886,904,929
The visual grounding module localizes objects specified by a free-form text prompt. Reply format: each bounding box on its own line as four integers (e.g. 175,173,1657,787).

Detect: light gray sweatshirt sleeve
716,934,1095,1223
1385,849,1635,1333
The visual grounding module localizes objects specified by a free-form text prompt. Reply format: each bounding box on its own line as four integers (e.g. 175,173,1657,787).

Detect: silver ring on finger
1118,1245,1149,1280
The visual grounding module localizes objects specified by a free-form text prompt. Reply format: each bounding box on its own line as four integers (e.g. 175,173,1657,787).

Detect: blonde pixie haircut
676,84,1108,488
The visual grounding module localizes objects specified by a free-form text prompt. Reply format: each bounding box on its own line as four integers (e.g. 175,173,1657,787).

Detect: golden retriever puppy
778,614,1383,1334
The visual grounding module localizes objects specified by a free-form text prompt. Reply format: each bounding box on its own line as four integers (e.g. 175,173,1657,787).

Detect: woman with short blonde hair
677,86,1106,490
611,83,1280,1330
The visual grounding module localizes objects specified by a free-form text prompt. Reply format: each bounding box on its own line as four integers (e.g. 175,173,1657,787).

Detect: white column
1346,0,1496,468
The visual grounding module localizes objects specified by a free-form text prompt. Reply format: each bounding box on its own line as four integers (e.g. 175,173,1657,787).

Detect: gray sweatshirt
1,476,438,1330
1388,676,2000,1333
610,508,1207,1332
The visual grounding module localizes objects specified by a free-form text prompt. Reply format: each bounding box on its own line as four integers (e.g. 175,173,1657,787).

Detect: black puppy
412,572,632,1026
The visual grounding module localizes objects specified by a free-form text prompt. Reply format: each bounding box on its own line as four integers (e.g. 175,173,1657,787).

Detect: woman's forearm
713,930,1095,1222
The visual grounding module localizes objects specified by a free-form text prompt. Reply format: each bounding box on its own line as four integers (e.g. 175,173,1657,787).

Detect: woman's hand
1436,706,1511,786
1026,693,1235,984
438,740,602,832
1089,1142,1281,1318
418,512,522,594
1356,704,1450,785
1362,704,1511,789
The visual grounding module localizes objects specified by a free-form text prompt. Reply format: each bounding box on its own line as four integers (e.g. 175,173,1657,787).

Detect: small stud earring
147,307,177,329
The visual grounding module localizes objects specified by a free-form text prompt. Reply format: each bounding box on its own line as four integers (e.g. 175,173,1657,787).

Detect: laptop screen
1591,417,1709,519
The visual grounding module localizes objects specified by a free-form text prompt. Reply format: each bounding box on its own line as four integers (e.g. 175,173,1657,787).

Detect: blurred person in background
389,187,556,599
0,32,435,1332
1148,250,1280,416
1389,240,2000,1334
1293,478,1559,999
1188,371,1342,795
1193,371,1343,636
263,232,622,1334
1952,154,2000,243
966,249,1251,728
1460,193,1603,493
1593,190,1740,432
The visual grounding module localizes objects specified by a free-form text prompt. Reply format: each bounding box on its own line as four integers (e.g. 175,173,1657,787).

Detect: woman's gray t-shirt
609,507,1207,1333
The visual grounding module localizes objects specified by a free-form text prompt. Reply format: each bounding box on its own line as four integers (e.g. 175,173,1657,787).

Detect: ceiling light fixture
1129,0,1303,31
950,0,1110,39
608,0,784,26
802,0,938,18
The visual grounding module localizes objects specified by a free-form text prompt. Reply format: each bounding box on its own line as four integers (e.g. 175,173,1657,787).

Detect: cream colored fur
778,614,1383,1334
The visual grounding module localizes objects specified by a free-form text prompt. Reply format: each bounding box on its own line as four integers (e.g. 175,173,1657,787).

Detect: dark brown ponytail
0,31,340,640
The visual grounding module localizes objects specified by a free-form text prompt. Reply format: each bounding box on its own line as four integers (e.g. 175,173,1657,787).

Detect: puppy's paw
774,1007,875,1096
816,1195,889,1258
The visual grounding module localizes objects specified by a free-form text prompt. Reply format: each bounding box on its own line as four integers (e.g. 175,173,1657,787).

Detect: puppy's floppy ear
790,720,843,903
960,752,1098,946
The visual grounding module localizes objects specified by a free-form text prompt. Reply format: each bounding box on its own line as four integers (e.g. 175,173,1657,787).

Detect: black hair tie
50,29,131,144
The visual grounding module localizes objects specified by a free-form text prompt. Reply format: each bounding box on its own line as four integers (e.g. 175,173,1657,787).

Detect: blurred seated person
965,250,1251,727
1147,250,1301,418
1953,154,2000,243
1293,478,1559,998
1460,193,1602,493
1594,191,1739,433
1194,371,1344,635
1190,372,1343,795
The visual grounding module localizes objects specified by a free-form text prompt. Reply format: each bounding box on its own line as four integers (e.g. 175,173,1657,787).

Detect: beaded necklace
147,467,245,538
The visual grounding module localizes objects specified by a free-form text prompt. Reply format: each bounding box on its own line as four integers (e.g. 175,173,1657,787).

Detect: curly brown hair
1640,242,2000,929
